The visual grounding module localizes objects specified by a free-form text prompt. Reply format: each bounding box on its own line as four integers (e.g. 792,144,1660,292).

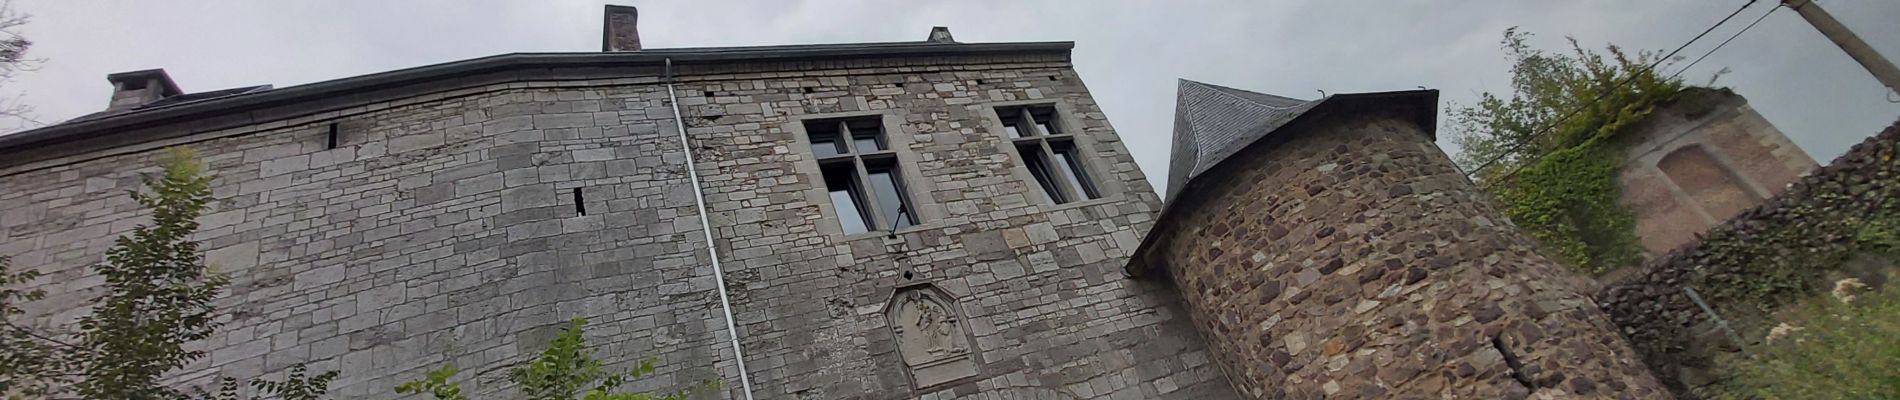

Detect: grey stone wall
0,55,1234,399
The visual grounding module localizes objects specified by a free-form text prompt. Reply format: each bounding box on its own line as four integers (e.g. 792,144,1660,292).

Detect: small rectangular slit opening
573,188,586,216
326,123,340,149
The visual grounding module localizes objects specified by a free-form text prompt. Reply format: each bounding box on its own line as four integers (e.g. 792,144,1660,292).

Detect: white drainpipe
664,58,756,400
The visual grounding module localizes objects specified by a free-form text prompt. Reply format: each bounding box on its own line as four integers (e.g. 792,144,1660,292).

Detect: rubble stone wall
1155,110,1669,399
1598,119,1900,395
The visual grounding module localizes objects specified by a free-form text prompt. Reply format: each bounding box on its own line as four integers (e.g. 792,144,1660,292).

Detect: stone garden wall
1597,119,1900,395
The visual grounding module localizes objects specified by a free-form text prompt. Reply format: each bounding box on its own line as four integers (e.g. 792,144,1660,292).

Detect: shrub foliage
1452,28,1686,274
0,148,335,399
1710,284,1900,399
397,316,719,400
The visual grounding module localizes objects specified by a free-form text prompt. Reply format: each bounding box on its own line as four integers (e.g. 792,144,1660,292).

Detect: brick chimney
105,69,182,112
602,5,641,52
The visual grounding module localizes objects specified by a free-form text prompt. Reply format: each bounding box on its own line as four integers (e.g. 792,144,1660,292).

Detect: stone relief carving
885,284,977,388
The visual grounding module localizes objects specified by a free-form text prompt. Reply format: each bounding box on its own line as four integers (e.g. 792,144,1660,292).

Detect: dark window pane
853,133,883,153
1018,143,1067,204
1030,109,1059,135
1053,143,1099,200
846,119,883,133
812,134,844,157
1014,108,1039,137
822,164,870,234
867,166,914,229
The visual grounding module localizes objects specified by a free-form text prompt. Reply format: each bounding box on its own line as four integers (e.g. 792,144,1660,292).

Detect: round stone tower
1130,81,1669,399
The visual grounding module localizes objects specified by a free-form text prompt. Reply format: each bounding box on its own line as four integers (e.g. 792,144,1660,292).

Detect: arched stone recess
883,283,979,389
1656,143,1764,223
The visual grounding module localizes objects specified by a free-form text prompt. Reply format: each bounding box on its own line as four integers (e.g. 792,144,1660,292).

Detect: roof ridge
1181,79,1308,108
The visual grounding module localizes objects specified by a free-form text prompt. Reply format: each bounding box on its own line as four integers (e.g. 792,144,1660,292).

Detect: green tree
397,317,717,400
204,364,341,400
74,147,228,399
0,0,43,132
1451,28,1688,274
0,148,336,399
1,255,79,398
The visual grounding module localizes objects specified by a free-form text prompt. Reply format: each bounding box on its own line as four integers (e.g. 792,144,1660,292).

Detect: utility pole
1783,0,1900,94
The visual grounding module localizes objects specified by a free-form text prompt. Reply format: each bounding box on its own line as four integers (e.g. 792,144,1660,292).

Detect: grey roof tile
1166,79,1321,198
1133,81,1439,277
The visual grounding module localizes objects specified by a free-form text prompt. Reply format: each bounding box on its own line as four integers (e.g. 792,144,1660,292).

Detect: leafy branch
1451,28,1688,274
1,148,339,400
397,317,719,400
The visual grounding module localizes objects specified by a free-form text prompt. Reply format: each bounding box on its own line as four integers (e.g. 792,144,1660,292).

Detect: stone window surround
1640,141,1773,225
787,109,946,241
977,99,1128,213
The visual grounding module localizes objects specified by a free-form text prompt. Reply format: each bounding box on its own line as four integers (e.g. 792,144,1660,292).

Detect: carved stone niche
883,284,978,388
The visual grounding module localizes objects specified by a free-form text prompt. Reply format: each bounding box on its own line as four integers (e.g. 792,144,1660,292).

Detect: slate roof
65,84,273,124
1165,80,1320,199
1133,81,1439,276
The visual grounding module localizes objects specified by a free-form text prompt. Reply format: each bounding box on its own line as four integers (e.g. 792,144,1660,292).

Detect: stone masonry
1615,87,1817,257
0,42,1235,399
1144,104,1671,398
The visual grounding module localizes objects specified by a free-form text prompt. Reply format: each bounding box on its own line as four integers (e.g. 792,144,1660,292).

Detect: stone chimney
926,27,955,43
602,5,641,52
105,69,182,112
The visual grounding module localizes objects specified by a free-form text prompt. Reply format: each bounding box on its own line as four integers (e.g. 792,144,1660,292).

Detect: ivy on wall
1490,141,1641,274
1679,145,1900,318
1452,28,1688,275
1598,122,1900,395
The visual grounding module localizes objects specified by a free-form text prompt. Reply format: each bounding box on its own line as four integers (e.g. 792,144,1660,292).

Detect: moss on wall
1597,118,1900,395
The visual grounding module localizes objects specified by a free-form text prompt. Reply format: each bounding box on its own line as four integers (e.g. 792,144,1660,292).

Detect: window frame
790,110,940,239
989,103,1113,207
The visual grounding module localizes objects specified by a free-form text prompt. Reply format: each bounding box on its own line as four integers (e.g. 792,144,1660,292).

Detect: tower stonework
1130,81,1670,399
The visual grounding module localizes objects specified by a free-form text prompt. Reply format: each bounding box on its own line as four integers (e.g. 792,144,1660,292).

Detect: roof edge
1125,89,1439,278
0,41,1074,156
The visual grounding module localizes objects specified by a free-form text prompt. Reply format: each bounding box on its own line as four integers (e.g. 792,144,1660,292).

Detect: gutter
0,42,1073,155
666,58,756,400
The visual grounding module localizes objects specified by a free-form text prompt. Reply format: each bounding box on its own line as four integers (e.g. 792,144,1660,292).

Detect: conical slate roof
1165,79,1322,199
1131,81,1439,276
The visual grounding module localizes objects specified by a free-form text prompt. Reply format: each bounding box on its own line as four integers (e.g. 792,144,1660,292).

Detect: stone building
1615,87,1818,256
1126,80,1671,398
0,7,1236,399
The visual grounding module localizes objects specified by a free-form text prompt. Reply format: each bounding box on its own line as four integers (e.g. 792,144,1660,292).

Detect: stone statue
886,285,977,388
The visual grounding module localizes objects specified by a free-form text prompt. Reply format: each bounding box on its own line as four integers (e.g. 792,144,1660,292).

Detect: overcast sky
8,0,1899,193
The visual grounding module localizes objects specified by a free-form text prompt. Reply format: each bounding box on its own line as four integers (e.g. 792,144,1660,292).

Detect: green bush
1709,285,1900,399
2,148,338,399
1451,28,1685,275
397,316,719,400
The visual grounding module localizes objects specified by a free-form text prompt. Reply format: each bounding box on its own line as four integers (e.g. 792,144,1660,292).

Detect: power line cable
1670,4,1782,80
1464,0,1762,180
